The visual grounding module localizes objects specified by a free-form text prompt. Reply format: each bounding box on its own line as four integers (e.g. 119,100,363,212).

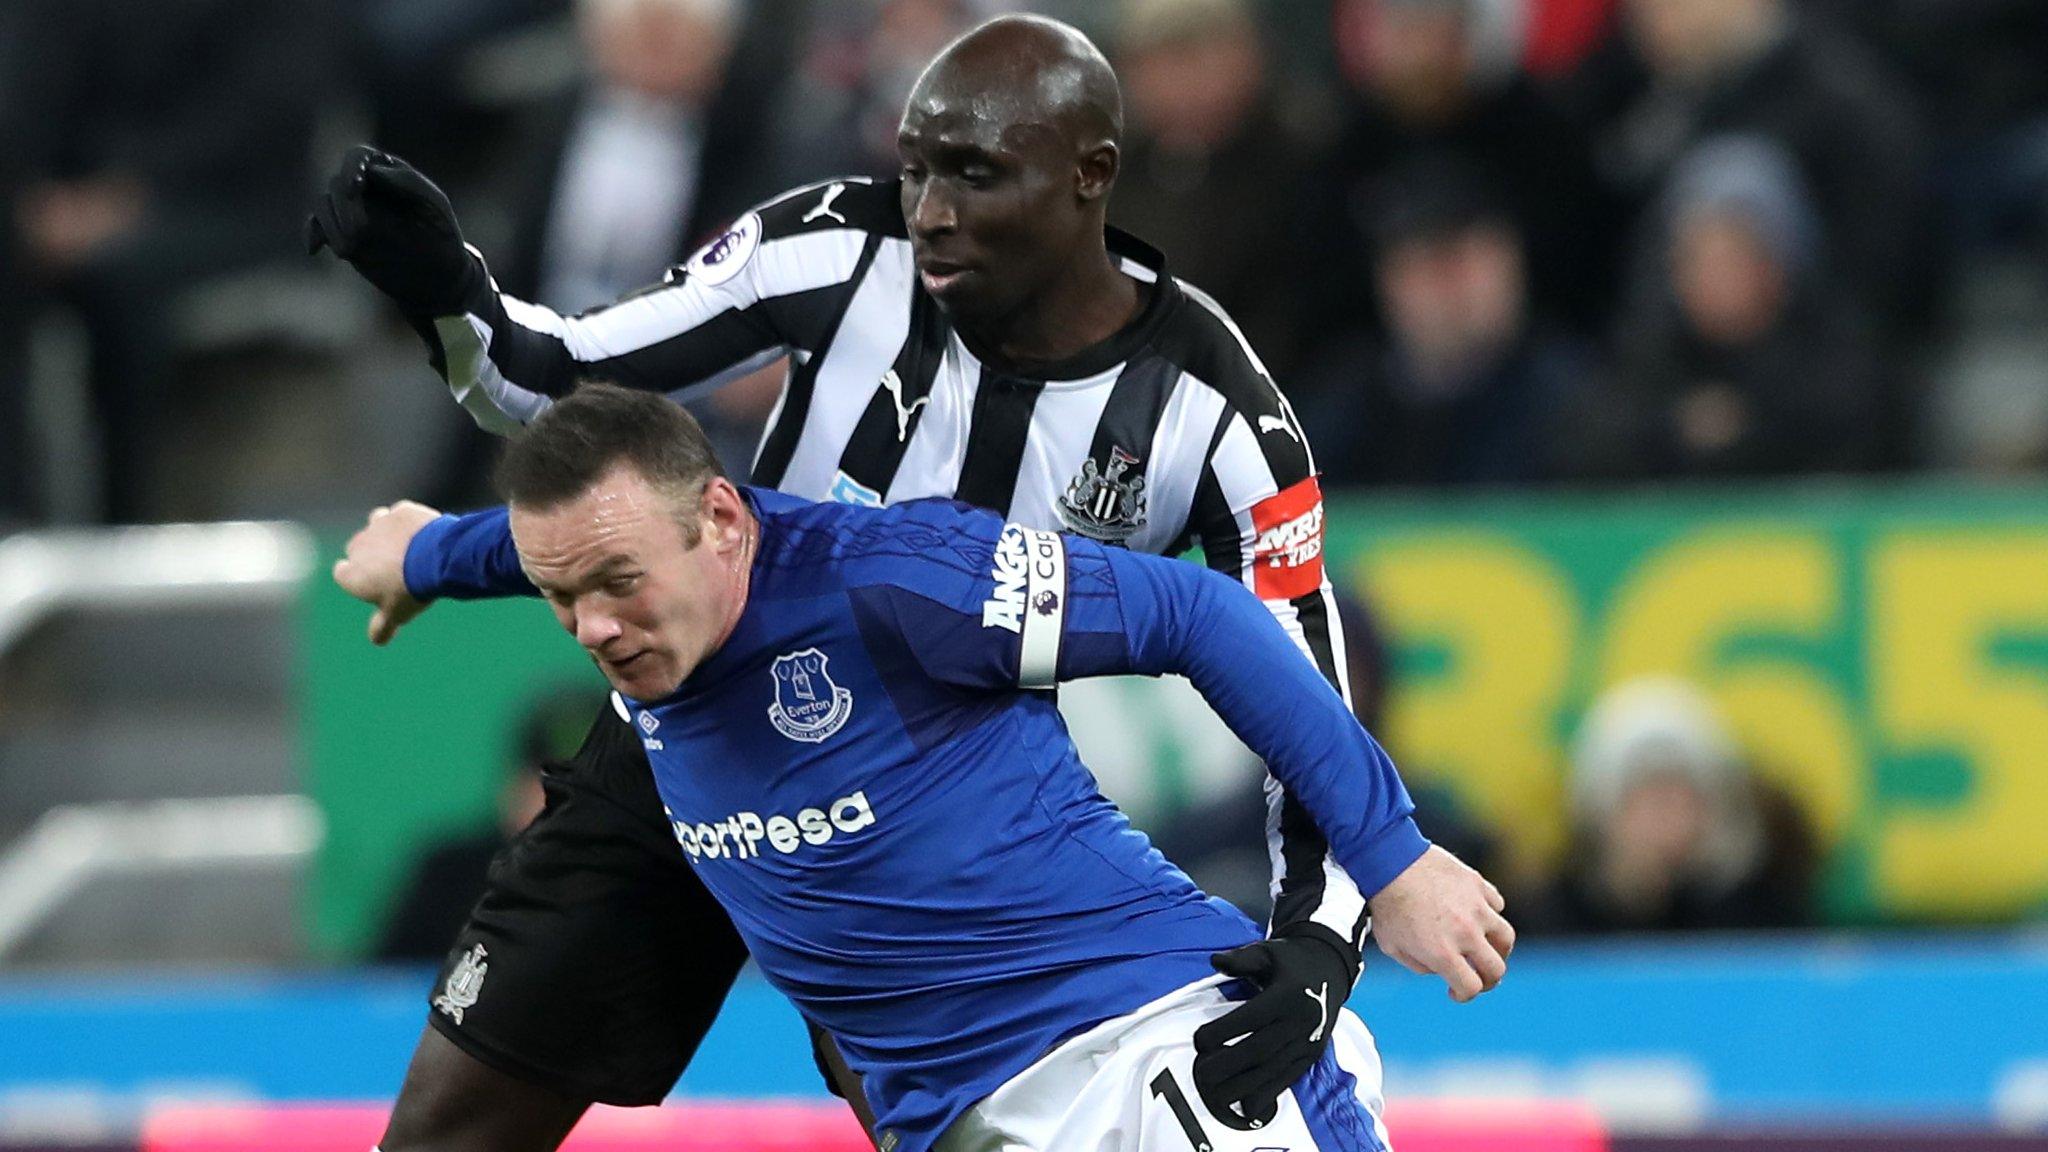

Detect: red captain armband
1248,476,1326,601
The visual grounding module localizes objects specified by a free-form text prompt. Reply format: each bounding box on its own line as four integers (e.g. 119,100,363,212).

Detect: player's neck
705,510,759,659
966,244,1141,368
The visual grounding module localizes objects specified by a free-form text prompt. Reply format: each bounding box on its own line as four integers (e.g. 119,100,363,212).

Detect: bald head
894,14,1135,332
912,15,1123,153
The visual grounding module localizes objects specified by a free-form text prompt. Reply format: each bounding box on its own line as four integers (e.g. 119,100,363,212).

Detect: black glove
306,145,484,317
1191,924,1361,1131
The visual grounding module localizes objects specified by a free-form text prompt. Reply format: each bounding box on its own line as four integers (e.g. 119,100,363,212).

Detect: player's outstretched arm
1110,551,1514,992
333,501,540,646
310,148,856,436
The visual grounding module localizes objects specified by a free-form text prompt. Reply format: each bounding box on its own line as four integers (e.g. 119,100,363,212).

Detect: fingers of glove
1192,991,1296,1054
1193,1075,1283,1134
1192,1030,1290,1094
1208,941,1278,984
1202,1053,1314,1120
364,158,453,222
1233,1091,1283,1132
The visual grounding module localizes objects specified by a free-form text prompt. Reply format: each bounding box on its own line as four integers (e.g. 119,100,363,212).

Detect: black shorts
426,701,752,1105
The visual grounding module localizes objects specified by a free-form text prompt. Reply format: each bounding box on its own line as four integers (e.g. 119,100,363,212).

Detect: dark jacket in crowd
1305,77,1617,339
1295,325,1596,488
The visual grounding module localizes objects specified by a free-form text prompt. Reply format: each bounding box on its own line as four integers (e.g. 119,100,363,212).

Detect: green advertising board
302,484,2048,956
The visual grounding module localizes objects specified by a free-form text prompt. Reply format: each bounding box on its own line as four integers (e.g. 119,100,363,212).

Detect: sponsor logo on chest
665,792,877,862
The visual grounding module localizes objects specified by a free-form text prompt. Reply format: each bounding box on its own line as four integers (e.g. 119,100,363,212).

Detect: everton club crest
433,944,488,1025
1058,446,1148,543
768,648,854,743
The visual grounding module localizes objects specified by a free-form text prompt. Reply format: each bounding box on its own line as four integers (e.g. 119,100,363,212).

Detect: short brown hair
495,382,727,539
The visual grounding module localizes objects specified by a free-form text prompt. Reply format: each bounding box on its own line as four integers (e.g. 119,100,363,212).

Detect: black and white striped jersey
428,176,1376,950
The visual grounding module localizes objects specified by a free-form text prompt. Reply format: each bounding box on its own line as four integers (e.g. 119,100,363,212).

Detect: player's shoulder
1148,277,1317,488
1154,277,1289,425
752,491,1003,592
752,176,907,243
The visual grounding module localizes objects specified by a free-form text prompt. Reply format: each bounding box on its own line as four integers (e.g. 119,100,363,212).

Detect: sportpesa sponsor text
664,792,878,861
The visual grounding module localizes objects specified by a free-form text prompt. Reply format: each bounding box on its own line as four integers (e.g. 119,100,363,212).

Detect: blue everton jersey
615,489,1427,1152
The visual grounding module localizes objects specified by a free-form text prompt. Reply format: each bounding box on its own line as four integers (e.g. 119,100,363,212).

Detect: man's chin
598,659,682,702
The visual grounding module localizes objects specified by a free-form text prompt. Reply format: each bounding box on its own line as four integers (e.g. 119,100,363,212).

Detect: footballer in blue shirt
378,383,1513,1152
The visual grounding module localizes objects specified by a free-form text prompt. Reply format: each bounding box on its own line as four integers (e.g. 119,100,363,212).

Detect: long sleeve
1097,544,1429,897
425,179,889,434
857,508,1428,900
1179,326,1375,947
401,507,537,602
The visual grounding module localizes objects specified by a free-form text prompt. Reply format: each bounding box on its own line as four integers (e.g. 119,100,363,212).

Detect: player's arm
1175,377,1387,962
866,510,1509,1125
330,501,537,645
308,147,875,432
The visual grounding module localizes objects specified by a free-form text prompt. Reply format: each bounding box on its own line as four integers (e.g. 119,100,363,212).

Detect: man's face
511,466,737,700
1376,222,1525,383
896,84,1088,322
1671,210,1786,346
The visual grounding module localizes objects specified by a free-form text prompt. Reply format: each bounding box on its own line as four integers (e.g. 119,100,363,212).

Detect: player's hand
1191,925,1360,1131
306,145,483,317
1366,844,1514,1003
333,500,441,646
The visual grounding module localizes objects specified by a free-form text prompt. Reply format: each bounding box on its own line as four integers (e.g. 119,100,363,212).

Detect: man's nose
575,607,623,650
910,181,957,238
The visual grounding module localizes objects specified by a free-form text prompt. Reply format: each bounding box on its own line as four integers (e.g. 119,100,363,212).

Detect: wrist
400,514,461,602
1274,920,1362,990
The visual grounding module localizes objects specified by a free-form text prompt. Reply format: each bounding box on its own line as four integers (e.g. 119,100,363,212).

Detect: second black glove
1190,923,1361,1130
307,144,483,318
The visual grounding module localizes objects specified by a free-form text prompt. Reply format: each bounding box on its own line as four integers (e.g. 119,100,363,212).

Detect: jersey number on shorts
1149,1069,1214,1152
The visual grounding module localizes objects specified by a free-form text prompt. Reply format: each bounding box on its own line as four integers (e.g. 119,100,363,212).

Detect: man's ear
699,477,747,551
1077,140,1118,204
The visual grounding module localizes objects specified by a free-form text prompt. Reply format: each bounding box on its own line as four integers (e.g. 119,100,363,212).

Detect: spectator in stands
1574,135,1884,479
374,688,590,962
484,0,790,482
495,0,774,314
768,0,992,187
1804,0,2048,262
1303,0,1614,342
1106,0,1317,374
0,179,30,528
1525,677,1816,935
1559,0,1926,338
348,0,573,187
3,0,330,523
1293,154,1597,488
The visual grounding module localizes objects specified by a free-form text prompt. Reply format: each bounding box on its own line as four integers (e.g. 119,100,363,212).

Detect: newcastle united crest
433,944,488,1025
768,648,854,743
1058,446,1148,543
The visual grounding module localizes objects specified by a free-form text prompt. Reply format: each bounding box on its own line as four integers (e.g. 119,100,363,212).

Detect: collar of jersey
950,226,1181,385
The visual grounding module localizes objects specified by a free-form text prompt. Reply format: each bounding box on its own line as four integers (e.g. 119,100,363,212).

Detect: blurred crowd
3,0,2048,527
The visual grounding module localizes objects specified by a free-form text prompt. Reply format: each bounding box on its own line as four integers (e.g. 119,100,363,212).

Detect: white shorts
933,975,1394,1152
